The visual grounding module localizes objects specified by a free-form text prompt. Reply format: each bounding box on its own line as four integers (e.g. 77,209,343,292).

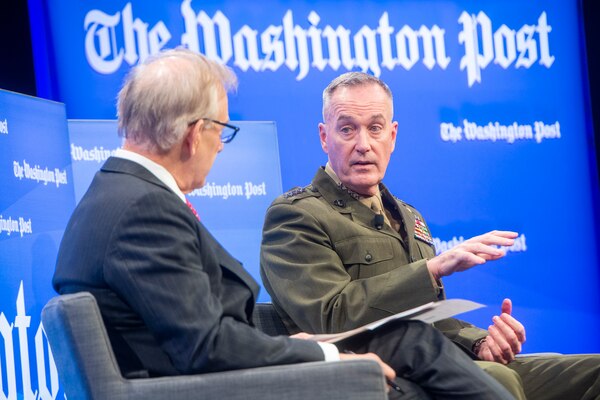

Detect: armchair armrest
127,360,388,400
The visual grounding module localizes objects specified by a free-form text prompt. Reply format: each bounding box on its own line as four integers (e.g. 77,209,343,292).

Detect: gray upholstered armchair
41,292,388,400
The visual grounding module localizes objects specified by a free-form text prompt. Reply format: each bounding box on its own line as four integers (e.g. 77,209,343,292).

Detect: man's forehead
331,82,389,98
335,112,386,122
327,87,392,120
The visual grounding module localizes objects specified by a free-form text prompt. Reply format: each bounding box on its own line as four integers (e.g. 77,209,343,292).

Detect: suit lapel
220,259,260,303
191,216,260,305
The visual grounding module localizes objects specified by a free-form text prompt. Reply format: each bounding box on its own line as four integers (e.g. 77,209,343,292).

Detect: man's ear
184,120,204,157
318,123,328,154
390,120,398,153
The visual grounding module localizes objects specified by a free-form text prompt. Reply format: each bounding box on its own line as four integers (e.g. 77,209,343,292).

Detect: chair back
252,303,289,336
41,292,124,400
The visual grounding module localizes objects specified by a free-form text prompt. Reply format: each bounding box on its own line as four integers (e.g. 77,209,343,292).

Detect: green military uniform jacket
260,167,488,352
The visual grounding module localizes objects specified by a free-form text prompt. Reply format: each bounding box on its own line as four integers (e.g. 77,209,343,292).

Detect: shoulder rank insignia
283,186,307,198
414,215,434,245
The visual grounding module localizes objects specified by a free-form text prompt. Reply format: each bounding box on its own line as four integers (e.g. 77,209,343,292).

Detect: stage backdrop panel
29,0,600,354
68,119,282,302
0,89,73,400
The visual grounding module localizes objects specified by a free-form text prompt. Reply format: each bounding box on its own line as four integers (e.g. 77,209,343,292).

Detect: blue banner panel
31,0,600,354
0,89,73,400
68,120,283,301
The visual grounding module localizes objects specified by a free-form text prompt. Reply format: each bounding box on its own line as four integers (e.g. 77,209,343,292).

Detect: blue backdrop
0,89,74,400
20,0,600,360
0,0,598,397
31,0,600,353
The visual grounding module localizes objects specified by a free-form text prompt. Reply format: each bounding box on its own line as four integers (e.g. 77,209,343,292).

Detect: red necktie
186,198,200,221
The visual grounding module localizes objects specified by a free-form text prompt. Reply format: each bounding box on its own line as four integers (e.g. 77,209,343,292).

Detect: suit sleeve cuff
317,342,340,361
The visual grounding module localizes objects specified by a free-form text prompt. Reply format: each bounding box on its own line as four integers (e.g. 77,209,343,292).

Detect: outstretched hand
477,299,526,364
427,230,518,279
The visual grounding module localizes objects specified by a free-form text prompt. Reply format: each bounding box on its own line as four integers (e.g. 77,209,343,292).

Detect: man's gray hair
322,72,393,120
117,48,237,153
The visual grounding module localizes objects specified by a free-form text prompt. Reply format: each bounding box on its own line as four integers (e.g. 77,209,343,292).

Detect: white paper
310,299,484,343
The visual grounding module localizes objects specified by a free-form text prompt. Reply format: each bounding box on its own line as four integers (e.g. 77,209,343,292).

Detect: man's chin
343,180,380,197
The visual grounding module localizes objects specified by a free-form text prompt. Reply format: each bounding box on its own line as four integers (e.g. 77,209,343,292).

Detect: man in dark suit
53,49,514,399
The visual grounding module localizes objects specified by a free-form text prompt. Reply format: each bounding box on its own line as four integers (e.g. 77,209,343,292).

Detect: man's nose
355,129,371,153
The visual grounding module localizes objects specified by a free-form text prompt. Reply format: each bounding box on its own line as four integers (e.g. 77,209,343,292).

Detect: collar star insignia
338,183,362,200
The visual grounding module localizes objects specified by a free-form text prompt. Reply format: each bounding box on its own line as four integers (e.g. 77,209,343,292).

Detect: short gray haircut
117,48,237,153
322,72,393,120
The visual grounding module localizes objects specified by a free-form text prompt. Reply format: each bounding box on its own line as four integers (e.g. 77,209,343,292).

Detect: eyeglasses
189,118,240,144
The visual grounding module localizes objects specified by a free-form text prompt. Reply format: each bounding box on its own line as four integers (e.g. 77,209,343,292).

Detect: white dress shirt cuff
317,342,340,361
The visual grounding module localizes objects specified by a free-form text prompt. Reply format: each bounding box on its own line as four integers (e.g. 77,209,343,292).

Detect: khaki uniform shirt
260,167,487,352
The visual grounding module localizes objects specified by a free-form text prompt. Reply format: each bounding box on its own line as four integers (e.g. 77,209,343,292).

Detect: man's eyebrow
334,113,387,124
336,114,356,123
368,113,386,122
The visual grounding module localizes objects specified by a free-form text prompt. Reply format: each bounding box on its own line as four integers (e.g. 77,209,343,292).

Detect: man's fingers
432,251,485,277
484,334,509,364
498,299,526,344
290,332,314,339
462,242,505,258
501,298,512,315
476,252,505,261
466,231,518,246
455,251,487,266
493,314,521,354
381,361,396,383
484,230,519,241
347,353,396,382
489,324,517,361
499,313,526,344
489,230,519,238
368,354,396,382
434,232,518,277
478,342,495,362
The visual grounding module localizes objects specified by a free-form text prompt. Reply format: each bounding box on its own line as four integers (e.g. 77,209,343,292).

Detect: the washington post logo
82,1,554,87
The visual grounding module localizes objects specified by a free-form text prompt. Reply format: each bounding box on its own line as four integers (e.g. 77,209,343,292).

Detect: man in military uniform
260,72,600,400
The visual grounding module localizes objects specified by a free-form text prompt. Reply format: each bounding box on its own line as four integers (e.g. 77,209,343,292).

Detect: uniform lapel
313,169,404,243
392,195,416,251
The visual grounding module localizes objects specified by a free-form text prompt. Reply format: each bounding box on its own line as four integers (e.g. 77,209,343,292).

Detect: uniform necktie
186,198,200,221
370,197,382,214
370,197,395,230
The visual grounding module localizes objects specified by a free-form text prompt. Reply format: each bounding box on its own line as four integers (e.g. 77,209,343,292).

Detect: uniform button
333,199,346,207
365,253,373,262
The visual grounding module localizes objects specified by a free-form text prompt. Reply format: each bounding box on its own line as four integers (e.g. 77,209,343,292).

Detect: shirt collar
324,162,383,207
114,148,186,203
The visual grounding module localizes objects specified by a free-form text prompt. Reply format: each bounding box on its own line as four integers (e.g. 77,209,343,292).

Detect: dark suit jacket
54,157,323,378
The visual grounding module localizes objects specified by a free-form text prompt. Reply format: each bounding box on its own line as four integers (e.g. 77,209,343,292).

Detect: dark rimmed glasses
189,118,240,143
